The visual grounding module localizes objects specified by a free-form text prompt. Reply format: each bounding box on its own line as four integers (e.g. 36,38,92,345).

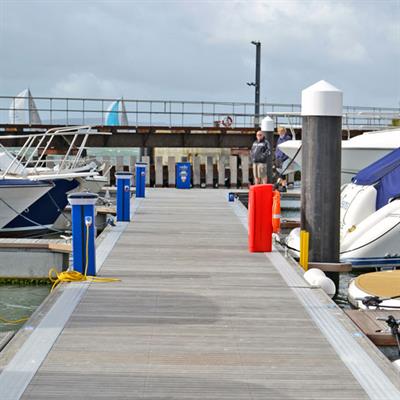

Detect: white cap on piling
261,116,274,132
301,80,342,117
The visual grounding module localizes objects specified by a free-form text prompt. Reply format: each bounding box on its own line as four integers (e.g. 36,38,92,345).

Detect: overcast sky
0,0,399,108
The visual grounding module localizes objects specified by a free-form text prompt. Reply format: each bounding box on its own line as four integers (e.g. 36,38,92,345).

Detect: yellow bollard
303,231,309,271
300,230,304,268
299,230,310,271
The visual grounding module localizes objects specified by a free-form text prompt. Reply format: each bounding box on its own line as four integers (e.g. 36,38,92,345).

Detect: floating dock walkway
1,189,399,399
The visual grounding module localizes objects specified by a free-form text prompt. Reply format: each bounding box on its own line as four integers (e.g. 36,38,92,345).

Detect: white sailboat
9,88,42,125
105,98,129,126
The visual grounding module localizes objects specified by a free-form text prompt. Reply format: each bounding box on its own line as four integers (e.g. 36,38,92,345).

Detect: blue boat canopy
352,147,400,209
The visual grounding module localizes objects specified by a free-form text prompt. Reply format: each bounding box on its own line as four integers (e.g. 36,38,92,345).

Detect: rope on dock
48,224,120,291
0,224,120,326
48,268,120,291
0,315,29,325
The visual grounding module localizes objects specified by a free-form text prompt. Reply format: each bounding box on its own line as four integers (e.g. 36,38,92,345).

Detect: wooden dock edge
308,261,352,272
345,309,400,347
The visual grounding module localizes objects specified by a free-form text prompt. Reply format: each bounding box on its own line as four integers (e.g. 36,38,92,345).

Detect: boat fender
318,277,336,298
303,268,326,286
272,190,281,233
392,359,400,372
304,269,335,298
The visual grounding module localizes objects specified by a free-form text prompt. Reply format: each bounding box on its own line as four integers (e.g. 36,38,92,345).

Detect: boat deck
1,189,399,399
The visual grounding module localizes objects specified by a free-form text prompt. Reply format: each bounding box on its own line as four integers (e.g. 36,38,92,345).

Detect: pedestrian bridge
1,95,399,149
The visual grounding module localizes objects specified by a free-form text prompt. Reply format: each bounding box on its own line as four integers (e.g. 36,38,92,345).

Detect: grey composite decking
15,189,398,399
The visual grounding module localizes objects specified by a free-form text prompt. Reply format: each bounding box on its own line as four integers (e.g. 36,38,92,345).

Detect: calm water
0,285,50,332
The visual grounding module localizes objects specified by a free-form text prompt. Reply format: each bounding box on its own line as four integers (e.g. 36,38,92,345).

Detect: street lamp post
247,41,261,127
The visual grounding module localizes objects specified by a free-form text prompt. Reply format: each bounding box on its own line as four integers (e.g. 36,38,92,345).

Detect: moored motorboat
0,179,53,229
278,127,400,184
0,126,109,235
0,178,79,234
348,270,400,309
286,147,400,269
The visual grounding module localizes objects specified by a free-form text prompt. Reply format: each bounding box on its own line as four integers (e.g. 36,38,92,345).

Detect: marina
1,115,400,398
0,116,398,399
1,1,399,397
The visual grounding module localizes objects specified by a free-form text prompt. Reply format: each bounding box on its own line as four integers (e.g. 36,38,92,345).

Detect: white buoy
304,268,326,286
318,276,336,298
304,269,336,297
392,359,400,372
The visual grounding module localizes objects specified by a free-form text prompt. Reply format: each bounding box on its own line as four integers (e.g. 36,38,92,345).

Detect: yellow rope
1,224,120,326
48,268,120,291
0,316,29,325
49,223,120,291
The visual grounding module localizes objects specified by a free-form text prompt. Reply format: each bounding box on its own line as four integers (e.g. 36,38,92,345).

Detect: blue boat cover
352,148,400,209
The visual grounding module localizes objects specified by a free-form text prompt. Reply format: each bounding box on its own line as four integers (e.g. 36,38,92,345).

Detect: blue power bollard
115,171,132,222
68,192,98,276
135,162,147,198
176,162,191,189
228,192,235,202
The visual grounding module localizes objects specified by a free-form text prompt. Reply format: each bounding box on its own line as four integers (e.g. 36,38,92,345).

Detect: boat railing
0,126,110,179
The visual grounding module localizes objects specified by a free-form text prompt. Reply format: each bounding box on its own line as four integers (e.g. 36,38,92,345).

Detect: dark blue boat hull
2,178,79,233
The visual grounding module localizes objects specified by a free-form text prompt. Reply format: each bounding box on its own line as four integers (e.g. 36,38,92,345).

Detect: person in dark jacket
275,126,292,191
250,130,271,184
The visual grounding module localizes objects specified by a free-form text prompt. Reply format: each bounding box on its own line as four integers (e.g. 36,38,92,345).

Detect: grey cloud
0,0,398,107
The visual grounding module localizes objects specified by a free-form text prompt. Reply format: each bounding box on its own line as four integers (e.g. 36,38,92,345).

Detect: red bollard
248,184,273,252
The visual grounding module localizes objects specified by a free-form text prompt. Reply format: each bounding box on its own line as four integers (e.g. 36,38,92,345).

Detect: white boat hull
348,271,400,310
0,181,52,229
285,184,400,269
278,128,400,184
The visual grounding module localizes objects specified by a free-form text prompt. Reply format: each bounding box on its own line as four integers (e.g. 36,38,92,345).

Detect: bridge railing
0,95,399,130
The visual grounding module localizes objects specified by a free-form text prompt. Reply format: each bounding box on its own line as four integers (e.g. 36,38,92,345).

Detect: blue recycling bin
68,192,98,276
115,171,132,222
176,162,191,189
135,162,147,198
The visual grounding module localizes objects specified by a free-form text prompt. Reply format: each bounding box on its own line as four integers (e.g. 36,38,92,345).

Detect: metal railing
1,95,399,131
0,126,110,178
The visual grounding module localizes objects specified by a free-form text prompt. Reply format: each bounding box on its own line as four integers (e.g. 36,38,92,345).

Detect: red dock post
248,184,273,252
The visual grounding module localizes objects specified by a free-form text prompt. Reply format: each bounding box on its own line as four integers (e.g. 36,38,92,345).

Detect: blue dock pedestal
116,171,132,222
68,192,98,276
176,162,191,189
135,162,147,198
228,192,235,202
